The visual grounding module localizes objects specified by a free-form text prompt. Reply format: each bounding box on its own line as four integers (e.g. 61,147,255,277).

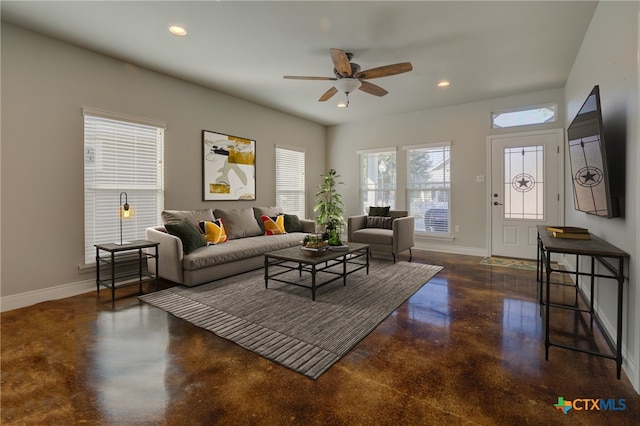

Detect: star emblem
511,173,535,192
581,171,597,183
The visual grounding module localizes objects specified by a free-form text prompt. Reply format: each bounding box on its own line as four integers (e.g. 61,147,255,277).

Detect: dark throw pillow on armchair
368,206,391,217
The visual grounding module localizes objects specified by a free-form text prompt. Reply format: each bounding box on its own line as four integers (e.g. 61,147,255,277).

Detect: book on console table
546,226,589,234
551,230,591,240
329,245,350,251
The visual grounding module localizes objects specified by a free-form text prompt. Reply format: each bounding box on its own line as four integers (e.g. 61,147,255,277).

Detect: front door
489,129,563,259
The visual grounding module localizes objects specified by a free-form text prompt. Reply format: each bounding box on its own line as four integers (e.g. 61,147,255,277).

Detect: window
275,146,305,218
491,104,557,129
406,143,451,234
503,145,544,219
359,149,396,214
83,109,164,264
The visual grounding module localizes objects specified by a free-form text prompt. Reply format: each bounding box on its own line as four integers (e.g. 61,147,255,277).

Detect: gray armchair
347,210,415,263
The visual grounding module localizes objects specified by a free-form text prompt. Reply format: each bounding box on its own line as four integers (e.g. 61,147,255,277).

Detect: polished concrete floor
2,250,639,425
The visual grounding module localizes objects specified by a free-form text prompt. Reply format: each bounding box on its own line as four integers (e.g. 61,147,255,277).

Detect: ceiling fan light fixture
335,78,362,94
283,49,412,105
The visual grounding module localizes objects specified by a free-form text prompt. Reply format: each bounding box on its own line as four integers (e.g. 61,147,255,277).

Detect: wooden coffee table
264,242,369,301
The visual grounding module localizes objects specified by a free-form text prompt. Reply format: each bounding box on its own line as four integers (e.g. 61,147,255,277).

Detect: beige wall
0,25,326,302
327,88,565,255
564,1,639,391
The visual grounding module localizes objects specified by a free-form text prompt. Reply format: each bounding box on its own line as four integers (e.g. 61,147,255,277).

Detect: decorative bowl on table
301,236,329,257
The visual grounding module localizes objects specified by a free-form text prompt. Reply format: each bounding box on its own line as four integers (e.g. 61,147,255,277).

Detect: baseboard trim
413,242,487,257
1,279,95,312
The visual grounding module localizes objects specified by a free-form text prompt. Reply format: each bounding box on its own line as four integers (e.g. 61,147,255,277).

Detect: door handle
493,201,503,206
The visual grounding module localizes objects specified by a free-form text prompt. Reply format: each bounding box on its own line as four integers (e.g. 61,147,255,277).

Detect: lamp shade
118,204,135,219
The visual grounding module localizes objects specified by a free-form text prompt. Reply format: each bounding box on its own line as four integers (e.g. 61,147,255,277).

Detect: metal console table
536,225,628,379
95,240,159,302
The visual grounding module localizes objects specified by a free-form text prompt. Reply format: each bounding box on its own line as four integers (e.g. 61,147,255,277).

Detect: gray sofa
146,207,315,286
347,210,415,263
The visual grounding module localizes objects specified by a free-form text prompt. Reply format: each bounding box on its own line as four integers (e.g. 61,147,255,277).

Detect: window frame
404,142,452,236
491,103,558,129
83,108,165,265
275,145,306,219
358,147,397,215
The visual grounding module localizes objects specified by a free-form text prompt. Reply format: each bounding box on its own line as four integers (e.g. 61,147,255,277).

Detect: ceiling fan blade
330,48,352,77
359,81,388,97
355,62,413,80
283,76,337,81
318,87,338,102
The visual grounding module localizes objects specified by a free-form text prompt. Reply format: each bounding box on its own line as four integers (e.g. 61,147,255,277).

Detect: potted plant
314,169,345,246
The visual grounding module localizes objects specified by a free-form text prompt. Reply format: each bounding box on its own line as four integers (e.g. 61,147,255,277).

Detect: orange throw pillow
198,219,228,244
261,215,286,235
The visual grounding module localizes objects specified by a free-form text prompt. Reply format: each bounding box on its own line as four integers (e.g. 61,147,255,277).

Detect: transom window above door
491,104,557,129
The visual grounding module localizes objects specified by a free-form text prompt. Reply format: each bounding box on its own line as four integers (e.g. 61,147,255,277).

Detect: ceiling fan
283,48,413,106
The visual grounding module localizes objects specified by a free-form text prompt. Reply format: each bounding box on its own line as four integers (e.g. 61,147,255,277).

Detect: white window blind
84,110,164,264
406,143,451,234
275,146,305,218
359,149,396,214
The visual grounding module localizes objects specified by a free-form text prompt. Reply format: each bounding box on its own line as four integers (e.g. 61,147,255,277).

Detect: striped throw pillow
366,216,394,229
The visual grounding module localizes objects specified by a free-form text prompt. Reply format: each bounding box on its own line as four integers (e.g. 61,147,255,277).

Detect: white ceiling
1,1,598,126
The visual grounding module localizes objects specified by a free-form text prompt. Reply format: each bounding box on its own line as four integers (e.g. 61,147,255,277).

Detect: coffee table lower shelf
264,243,369,301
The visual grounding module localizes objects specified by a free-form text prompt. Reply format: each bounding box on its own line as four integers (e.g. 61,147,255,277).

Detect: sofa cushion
366,216,394,229
253,206,283,220
368,206,391,217
284,214,303,233
214,207,263,239
165,218,207,254
198,219,228,244
261,215,286,235
182,233,304,271
162,209,214,230
351,228,393,246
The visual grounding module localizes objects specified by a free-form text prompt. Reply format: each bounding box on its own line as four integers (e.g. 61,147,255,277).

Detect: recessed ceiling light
437,81,451,88
169,25,187,36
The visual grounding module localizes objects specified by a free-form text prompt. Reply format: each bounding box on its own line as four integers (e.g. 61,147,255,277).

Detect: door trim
486,128,565,257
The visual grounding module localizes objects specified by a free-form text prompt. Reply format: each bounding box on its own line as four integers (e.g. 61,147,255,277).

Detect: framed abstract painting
202,130,256,201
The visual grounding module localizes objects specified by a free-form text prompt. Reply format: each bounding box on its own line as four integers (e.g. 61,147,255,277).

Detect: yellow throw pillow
261,214,286,235
198,219,228,244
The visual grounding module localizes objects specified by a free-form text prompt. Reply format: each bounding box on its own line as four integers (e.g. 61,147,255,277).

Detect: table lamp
117,192,135,245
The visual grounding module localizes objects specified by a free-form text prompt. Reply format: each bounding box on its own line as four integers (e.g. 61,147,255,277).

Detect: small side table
95,240,159,302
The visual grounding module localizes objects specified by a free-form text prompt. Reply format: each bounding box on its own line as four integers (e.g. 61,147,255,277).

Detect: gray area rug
140,260,443,379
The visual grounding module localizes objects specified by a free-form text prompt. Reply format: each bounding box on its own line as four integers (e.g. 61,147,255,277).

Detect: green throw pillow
284,214,303,233
165,218,206,254
368,206,391,217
